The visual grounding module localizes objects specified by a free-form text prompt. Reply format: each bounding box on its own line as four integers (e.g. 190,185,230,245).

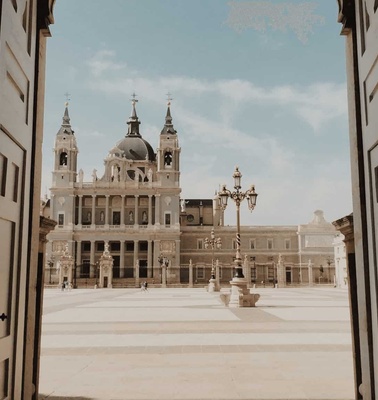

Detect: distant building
46,102,336,288
333,232,348,289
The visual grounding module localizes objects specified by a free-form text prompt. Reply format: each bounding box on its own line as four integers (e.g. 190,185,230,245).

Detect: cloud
85,57,347,133
87,49,127,77
76,128,105,138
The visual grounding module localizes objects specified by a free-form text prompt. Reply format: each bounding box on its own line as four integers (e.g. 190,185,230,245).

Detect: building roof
114,100,155,161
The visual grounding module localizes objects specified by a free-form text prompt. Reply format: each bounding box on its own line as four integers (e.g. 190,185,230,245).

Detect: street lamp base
228,278,260,308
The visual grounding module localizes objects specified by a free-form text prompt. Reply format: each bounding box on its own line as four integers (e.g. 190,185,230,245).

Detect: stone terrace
39,287,354,400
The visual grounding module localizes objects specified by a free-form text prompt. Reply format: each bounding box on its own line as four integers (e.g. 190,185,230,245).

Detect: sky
42,0,351,226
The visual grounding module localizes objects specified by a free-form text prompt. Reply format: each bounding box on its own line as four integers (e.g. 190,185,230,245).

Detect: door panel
0,131,25,399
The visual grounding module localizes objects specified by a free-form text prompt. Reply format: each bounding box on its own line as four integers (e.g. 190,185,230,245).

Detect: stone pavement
38,287,354,400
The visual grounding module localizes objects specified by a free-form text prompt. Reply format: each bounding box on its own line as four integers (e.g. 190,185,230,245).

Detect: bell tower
157,100,180,187
52,102,78,188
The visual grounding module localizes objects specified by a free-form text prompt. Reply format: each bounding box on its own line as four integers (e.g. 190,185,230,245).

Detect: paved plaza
38,287,354,400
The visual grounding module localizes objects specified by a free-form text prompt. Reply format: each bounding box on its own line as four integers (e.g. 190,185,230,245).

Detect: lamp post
158,254,169,287
73,263,78,289
218,166,258,307
47,255,55,284
218,166,258,278
204,228,222,292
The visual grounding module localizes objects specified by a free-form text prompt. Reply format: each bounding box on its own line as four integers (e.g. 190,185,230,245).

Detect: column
175,239,180,284
120,240,125,278
90,240,95,277
91,195,96,226
154,239,160,281
244,257,251,288
308,263,313,286
147,240,152,278
155,194,161,226
121,195,125,226
189,259,193,288
78,195,83,225
134,195,139,226
134,239,139,287
50,194,55,217
105,195,110,225
215,259,220,290
76,240,81,284
148,195,152,226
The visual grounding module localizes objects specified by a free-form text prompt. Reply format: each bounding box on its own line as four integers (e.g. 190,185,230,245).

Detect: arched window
164,151,172,166
60,152,68,166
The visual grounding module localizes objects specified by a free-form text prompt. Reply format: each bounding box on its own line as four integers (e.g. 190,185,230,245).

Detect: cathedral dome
115,99,156,161
116,136,155,161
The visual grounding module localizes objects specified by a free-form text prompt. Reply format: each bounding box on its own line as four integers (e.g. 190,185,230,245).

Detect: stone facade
46,104,336,289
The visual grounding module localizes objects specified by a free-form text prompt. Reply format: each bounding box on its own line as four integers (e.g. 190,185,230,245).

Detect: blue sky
42,1,351,226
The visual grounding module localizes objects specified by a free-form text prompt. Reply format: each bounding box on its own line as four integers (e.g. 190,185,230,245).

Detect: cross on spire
64,92,71,102
131,92,138,103
166,92,173,105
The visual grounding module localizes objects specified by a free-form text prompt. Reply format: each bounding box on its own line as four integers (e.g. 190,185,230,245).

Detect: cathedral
45,100,338,289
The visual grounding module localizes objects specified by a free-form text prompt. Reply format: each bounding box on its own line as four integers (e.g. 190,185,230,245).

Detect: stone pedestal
208,278,216,292
215,261,220,291
228,278,260,308
59,244,73,285
189,260,193,288
99,242,113,288
162,266,167,287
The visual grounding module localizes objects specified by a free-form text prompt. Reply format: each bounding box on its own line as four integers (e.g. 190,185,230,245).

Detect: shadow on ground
39,395,94,400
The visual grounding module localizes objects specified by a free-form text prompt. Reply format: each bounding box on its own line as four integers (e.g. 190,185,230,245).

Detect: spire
62,102,70,125
160,98,177,136
126,95,141,137
57,102,74,135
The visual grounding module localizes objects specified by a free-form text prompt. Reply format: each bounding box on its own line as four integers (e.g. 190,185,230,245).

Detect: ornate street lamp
218,166,258,278
204,228,222,291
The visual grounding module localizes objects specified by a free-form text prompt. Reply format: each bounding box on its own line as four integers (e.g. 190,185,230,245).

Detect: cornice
337,0,355,35
38,0,56,35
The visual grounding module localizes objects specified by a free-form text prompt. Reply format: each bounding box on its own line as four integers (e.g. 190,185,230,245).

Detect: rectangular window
196,267,204,279
139,242,148,252
82,242,91,252
285,239,290,250
267,239,273,250
112,211,120,225
58,213,64,226
0,154,8,197
250,256,256,261
110,242,120,252
359,0,366,54
96,242,104,252
197,239,203,250
12,163,19,202
251,267,257,281
165,213,171,226
250,239,256,250
126,242,134,252
232,239,237,250
81,260,90,278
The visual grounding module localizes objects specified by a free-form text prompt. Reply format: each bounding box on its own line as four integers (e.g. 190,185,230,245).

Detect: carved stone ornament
38,0,56,31
160,240,175,253
337,0,355,34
